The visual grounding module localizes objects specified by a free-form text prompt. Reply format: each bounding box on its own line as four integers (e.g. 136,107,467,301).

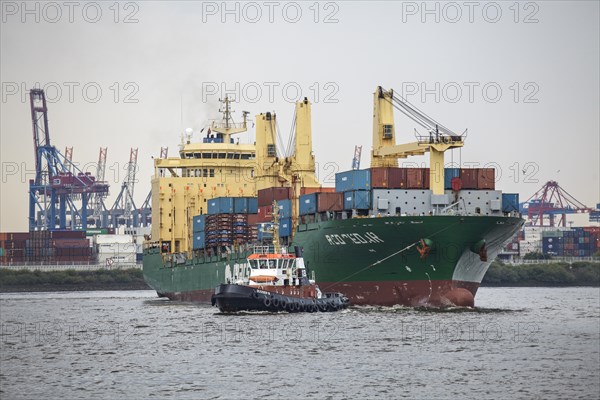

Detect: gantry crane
91,147,109,226
28,89,108,230
110,148,139,227
522,181,595,227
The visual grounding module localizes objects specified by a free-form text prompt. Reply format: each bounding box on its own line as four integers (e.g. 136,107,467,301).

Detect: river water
1,287,598,399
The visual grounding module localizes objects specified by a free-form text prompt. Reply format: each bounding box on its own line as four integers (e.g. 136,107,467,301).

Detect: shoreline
0,283,151,293
1,261,598,293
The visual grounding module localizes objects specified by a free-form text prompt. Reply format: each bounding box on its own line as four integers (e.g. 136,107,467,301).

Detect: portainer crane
522,181,595,227
28,89,109,231
91,147,109,227
109,148,139,227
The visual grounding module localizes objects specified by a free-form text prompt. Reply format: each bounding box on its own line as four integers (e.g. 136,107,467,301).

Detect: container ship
142,87,523,307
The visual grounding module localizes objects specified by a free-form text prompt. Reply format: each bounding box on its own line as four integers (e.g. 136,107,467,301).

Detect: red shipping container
389,168,408,189
371,167,409,189
0,232,29,241
52,230,86,239
258,187,291,206
477,168,495,190
406,168,429,189
460,168,479,189
371,167,391,188
52,238,90,248
247,214,260,225
257,205,273,222
316,193,344,212
12,232,30,241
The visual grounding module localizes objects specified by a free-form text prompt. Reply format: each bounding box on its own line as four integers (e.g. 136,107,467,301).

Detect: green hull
293,215,523,306
143,215,522,306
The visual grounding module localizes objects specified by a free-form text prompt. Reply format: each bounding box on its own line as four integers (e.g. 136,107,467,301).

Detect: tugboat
212,203,349,313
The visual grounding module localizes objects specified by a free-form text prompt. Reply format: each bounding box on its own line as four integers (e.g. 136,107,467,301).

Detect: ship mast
271,200,280,250
210,96,248,143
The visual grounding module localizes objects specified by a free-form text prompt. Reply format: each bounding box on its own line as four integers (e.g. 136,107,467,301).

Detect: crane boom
371,86,465,195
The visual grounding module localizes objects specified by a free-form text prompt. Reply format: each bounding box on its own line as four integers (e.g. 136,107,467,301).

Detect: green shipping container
86,229,109,236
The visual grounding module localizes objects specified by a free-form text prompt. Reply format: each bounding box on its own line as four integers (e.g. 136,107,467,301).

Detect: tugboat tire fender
272,298,280,307
264,298,272,307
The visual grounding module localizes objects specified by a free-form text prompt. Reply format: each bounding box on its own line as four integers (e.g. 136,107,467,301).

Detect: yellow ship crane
255,98,321,233
371,86,466,195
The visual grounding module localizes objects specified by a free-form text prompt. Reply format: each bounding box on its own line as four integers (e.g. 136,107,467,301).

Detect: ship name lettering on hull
325,232,384,246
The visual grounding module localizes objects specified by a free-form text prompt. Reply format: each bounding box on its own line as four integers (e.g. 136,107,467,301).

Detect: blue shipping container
444,168,461,190
343,192,353,210
354,190,371,209
208,197,234,214
279,218,292,237
192,214,206,233
192,231,206,250
277,199,292,219
299,193,317,215
233,197,249,214
335,169,371,192
502,193,520,213
248,197,258,214
343,190,371,210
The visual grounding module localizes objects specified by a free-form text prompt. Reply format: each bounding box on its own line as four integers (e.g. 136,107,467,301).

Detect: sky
1,1,599,231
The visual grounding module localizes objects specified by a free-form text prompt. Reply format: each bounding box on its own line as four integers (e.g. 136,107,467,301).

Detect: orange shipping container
300,187,335,195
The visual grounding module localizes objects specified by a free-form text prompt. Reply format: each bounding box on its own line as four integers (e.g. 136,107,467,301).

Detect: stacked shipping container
334,167,496,193
540,228,599,257
1,231,93,264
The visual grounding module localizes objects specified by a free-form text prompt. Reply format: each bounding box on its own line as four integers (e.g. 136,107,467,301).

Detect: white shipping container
95,234,133,245
97,243,137,253
98,253,136,264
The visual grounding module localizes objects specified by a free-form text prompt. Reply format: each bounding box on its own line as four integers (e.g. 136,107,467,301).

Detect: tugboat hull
213,284,349,313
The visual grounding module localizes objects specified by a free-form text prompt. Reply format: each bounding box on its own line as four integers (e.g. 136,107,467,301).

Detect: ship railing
211,121,246,130
415,134,464,145
252,245,287,255
0,262,142,271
